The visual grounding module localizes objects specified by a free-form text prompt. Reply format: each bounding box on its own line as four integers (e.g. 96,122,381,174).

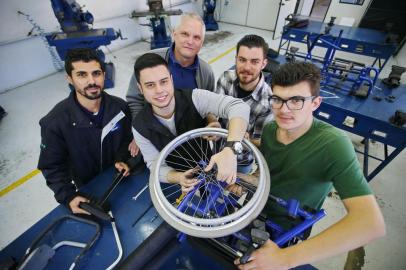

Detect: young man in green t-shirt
235,62,385,269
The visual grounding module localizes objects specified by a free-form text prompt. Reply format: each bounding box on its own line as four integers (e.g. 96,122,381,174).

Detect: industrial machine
45,0,124,88
130,0,182,49
203,0,219,31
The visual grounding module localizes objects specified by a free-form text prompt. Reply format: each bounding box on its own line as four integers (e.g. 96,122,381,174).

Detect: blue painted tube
273,210,326,247
177,180,204,212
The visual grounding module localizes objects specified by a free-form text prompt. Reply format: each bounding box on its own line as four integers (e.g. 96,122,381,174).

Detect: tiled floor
0,22,405,269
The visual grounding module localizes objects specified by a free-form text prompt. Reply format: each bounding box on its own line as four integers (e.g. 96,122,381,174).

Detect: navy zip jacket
38,91,134,205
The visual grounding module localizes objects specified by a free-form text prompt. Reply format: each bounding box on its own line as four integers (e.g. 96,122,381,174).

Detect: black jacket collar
141,89,192,136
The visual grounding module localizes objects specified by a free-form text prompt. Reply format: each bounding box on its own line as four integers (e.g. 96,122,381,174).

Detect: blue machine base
151,37,172,50
206,21,219,31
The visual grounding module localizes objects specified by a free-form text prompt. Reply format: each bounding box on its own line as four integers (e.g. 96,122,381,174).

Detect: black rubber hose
117,222,178,270
140,238,181,270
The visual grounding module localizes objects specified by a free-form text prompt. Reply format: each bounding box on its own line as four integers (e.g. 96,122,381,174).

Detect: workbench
0,168,235,269
0,168,316,269
278,19,397,71
315,79,406,181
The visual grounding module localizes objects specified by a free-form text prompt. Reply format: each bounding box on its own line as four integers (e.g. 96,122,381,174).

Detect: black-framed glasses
270,95,315,110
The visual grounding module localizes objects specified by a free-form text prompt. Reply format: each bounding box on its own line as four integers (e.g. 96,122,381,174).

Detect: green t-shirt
260,118,372,229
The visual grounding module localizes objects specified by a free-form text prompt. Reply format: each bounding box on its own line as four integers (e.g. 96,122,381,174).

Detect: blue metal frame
175,163,325,252
279,20,397,71
279,20,394,97
306,31,379,97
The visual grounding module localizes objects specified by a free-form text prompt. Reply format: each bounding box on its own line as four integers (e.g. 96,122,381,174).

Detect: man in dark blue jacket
38,48,137,214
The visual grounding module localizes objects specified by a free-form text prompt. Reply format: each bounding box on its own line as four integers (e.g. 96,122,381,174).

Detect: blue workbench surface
279,19,397,69
294,20,389,45
0,168,235,269
1,167,320,270
317,80,406,147
0,168,161,269
316,79,406,180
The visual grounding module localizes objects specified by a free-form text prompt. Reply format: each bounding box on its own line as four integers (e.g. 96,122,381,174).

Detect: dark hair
64,48,105,76
271,62,321,96
236,34,269,58
134,53,169,83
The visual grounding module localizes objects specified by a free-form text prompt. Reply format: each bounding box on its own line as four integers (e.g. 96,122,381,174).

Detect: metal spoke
149,128,270,238
192,137,211,163
172,147,198,169
167,152,199,164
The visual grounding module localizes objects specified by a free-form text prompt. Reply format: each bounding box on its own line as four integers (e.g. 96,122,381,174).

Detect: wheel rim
149,128,271,238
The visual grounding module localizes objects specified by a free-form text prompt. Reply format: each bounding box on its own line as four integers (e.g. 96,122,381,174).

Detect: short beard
77,85,102,100
237,71,260,86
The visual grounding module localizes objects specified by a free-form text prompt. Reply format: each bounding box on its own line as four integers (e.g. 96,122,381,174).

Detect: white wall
0,0,195,93
217,0,280,31
300,0,314,16
324,0,371,26
218,0,250,26
246,0,279,30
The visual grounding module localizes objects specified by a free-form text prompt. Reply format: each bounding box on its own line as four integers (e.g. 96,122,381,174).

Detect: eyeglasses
270,95,315,110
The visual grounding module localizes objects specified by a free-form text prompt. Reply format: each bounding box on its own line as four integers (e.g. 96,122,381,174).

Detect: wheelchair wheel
149,128,270,238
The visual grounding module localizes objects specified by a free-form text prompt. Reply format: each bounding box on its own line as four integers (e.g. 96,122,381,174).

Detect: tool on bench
389,110,406,127
382,65,406,88
324,16,336,35
79,170,126,221
285,14,309,29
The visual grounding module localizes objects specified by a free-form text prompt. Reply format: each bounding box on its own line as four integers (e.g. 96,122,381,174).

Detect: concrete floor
0,22,405,269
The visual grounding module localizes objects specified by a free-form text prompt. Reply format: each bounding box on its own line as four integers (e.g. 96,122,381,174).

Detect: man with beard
38,48,137,214
215,34,272,147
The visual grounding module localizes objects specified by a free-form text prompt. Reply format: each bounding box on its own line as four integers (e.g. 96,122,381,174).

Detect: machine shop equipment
130,0,182,49
278,15,398,98
203,0,219,31
45,0,124,88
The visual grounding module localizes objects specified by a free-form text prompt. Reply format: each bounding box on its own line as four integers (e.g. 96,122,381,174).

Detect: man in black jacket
38,48,136,214
132,53,250,191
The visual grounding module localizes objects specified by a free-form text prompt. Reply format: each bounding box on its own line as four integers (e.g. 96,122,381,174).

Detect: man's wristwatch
224,141,243,155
